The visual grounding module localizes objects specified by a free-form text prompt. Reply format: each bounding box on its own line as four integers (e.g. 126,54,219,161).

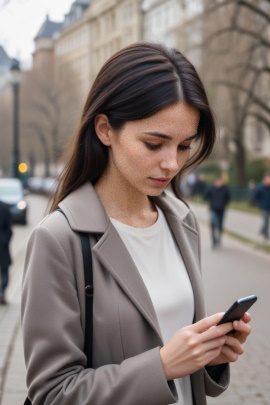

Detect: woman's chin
146,187,167,196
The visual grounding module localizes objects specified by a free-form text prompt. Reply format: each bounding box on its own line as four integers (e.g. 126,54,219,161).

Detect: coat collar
59,181,203,342
58,182,109,233
58,181,192,233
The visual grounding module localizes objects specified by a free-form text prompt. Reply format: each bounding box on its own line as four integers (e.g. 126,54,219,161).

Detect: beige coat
21,182,229,405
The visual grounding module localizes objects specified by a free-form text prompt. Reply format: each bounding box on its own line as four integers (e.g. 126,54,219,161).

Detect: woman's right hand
159,313,233,380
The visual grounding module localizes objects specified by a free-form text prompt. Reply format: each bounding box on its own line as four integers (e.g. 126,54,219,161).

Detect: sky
0,0,74,69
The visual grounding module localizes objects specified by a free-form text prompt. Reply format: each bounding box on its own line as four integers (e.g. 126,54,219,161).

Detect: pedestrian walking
0,200,12,305
253,172,270,242
204,176,231,247
21,42,252,405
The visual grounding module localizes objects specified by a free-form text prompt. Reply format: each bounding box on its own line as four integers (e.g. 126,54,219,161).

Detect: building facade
142,0,184,48
142,0,203,66
86,0,143,83
33,15,62,71
54,0,92,102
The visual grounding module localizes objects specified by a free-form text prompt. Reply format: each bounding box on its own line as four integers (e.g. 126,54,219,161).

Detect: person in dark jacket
0,201,12,305
253,173,270,241
204,176,231,247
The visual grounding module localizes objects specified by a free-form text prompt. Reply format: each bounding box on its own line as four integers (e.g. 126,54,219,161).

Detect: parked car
27,176,58,196
42,177,58,196
0,178,27,225
27,177,44,194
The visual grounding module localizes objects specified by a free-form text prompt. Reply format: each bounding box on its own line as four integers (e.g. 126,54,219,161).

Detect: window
122,2,133,22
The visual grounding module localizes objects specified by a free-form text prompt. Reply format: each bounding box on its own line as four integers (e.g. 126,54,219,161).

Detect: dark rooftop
74,0,91,5
0,45,11,68
35,15,63,40
63,0,91,29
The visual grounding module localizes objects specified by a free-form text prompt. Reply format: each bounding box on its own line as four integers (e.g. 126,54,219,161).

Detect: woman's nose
160,151,180,172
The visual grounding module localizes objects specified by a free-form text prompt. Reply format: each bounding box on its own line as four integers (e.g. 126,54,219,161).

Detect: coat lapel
92,222,164,344
163,212,205,322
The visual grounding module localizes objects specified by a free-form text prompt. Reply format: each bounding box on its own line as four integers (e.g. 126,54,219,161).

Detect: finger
240,312,251,323
220,344,239,363
186,336,227,369
203,346,224,366
232,320,251,343
200,322,233,343
200,335,228,354
224,336,244,355
193,313,225,333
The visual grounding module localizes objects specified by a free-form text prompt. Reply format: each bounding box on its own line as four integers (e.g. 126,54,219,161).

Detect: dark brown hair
50,41,216,212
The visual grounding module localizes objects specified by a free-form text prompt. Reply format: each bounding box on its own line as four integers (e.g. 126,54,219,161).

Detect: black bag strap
80,232,94,368
56,208,96,368
24,208,97,405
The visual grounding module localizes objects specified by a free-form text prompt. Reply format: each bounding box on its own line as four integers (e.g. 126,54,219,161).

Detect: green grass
228,201,259,215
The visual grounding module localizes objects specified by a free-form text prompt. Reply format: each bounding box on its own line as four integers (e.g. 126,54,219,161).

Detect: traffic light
18,162,28,174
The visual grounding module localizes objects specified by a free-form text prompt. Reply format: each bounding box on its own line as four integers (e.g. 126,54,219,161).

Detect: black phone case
217,295,257,326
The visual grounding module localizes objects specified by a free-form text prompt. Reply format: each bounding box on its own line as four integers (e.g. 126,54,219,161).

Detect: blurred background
0,1,270,404
1,0,270,196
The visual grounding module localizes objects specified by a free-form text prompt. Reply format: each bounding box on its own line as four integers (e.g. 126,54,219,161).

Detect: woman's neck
94,171,157,227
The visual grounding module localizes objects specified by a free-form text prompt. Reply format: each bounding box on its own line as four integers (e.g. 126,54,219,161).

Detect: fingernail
233,321,238,328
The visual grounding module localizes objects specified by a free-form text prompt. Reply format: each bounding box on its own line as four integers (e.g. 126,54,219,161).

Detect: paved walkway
191,202,266,246
0,202,268,404
0,245,25,404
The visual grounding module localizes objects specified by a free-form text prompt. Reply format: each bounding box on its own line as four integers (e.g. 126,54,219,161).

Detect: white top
110,205,194,405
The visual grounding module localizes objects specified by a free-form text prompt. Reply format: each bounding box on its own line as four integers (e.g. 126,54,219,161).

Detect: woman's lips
150,178,170,187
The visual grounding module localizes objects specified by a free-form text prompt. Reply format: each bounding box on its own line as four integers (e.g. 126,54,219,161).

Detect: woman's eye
145,142,191,151
145,143,162,150
178,144,191,151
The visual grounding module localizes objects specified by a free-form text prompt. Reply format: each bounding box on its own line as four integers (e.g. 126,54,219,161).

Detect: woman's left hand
207,312,252,366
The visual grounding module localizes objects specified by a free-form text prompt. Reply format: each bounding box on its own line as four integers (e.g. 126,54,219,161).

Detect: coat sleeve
252,185,261,205
189,209,230,396
3,205,12,246
225,188,231,206
21,224,178,405
6,207,12,245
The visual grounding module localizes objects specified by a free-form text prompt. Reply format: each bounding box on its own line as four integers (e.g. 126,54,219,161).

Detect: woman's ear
95,114,114,146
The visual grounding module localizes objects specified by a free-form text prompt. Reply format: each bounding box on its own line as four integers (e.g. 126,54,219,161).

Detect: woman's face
108,102,200,197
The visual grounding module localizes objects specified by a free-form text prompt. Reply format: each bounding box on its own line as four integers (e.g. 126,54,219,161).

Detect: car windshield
0,185,21,196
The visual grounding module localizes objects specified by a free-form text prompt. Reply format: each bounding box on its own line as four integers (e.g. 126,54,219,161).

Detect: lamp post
10,59,21,178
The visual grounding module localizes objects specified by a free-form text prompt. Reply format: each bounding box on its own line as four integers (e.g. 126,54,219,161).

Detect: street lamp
10,58,21,178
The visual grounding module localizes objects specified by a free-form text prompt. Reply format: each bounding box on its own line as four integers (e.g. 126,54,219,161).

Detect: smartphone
217,295,257,327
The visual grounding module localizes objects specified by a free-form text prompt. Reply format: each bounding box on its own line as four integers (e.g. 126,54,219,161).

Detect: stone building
54,0,143,98
86,0,143,83
142,0,203,67
54,0,92,102
33,15,62,71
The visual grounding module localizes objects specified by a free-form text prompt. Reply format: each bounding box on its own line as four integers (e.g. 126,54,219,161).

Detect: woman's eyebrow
143,131,198,141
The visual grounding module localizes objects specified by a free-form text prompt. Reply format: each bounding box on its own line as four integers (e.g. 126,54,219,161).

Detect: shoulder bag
24,208,96,404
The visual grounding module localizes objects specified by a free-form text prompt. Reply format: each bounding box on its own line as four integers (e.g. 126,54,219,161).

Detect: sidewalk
191,202,268,247
0,204,268,404
0,241,27,404
0,304,21,403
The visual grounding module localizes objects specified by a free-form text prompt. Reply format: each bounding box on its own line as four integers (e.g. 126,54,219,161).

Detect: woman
21,42,251,405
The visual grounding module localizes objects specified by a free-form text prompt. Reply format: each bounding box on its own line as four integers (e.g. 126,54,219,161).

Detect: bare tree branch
248,111,270,131
213,79,270,115
237,0,270,24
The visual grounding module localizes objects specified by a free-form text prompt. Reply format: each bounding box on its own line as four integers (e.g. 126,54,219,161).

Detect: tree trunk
235,128,246,186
